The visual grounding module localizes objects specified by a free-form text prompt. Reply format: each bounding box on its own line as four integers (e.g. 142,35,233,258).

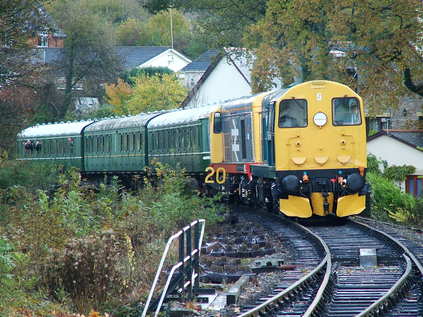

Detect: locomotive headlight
281,175,299,193
313,112,327,127
346,173,364,192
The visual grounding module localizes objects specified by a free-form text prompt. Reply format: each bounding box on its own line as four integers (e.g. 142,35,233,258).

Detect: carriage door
222,113,253,163
262,102,275,166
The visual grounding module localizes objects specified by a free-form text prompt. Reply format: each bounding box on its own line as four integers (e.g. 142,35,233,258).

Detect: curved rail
357,254,412,317
352,219,423,315
353,219,423,275
237,220,332,317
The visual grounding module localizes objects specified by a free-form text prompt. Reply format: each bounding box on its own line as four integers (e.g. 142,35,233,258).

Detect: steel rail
353,219,423,275
352,219,423,315
356,254,412,317
236,220,332,317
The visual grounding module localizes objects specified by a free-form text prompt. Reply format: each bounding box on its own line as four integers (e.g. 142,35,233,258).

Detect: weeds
0,162,224,315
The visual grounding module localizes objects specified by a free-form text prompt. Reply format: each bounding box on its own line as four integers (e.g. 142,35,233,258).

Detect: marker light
313,112,327,127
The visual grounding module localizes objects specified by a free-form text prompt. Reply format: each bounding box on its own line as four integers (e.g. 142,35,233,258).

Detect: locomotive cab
273,81,369,217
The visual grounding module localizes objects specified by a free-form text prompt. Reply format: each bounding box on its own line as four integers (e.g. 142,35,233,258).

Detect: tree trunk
62,44,75,118
404,68,423,97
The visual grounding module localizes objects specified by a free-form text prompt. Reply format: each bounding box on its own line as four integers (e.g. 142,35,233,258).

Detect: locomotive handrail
141,219,205,317
237,220,332,317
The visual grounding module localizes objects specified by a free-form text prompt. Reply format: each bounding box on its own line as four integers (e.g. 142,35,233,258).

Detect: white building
180,49,264,108
367,130,423,197
116,46,191,72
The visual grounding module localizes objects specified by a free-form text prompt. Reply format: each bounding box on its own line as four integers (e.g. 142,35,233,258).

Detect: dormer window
37,32,48,47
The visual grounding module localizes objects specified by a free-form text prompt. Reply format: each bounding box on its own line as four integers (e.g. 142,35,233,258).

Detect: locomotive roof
148,104,220,128
85,112,163,132
18,120,94,138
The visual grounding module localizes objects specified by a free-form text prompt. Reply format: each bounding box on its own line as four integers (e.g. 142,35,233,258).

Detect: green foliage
49,0,122,118
367,154,415,181
116,18,145,45
121,66,174,86
383,165,416,182
0,236,42,315
78,0,148,25
0,237,22,313
144,9,191,51
368,129,378,137
125,74,187,114
0,161,60,190
367,172,416,222
367,154,385,175
178,0,267,48
243,0,423,103
1,163,224,313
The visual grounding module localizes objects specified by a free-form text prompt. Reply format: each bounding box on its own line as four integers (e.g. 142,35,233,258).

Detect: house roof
32,46,191,71
181,49,252,108
368,130,423,149
180,49,220,72
116,46,170,70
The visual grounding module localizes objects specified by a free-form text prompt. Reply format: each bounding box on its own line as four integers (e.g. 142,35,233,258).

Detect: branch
403,68,423,96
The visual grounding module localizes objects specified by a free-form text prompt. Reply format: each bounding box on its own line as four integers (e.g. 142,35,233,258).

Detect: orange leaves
104,79,133,115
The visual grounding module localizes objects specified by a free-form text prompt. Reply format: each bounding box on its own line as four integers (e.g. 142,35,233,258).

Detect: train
17,80,370,218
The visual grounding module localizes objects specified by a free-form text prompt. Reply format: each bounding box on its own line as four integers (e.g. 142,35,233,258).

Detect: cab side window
278,99,308,128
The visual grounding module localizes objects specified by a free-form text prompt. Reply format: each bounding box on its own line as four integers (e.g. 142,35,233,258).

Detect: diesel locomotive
17,80,369,218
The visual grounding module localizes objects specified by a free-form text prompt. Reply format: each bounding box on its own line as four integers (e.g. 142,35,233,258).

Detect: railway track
233,213,423,317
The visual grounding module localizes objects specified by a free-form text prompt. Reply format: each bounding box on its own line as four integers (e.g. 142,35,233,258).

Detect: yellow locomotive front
273,80,369,218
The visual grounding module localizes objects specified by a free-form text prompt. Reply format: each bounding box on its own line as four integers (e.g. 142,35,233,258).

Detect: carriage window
333,97,361,126
278,99,308,128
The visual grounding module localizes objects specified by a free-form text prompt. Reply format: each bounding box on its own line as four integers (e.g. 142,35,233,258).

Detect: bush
0,160,60,190
1,164,224,314
367,172,416,222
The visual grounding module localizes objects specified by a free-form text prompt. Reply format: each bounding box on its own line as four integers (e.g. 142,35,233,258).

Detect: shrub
0,160,60,190
367,172,416,222
2,163,224,314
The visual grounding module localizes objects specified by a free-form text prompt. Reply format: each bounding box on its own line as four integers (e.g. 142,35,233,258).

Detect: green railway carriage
16,120,93,169
83,113,162,174
16,80,369,219
147,105,219,173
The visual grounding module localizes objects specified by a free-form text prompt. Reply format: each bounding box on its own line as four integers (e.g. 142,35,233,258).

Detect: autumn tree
144,9,190,50
79,0,148,25
49,0,122,118
177,0,267,48
112,74,186,115
105,79,133,114
244,0,423,114
116,18,145,45
0,1,51,154
0,0,48,87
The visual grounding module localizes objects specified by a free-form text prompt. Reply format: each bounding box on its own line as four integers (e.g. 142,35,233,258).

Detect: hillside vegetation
0,161,223,315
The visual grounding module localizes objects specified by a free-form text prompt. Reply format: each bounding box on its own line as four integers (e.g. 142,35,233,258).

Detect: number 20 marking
205,167,226,184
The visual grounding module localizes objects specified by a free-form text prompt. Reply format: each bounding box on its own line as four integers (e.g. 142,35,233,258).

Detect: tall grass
0,162,224,315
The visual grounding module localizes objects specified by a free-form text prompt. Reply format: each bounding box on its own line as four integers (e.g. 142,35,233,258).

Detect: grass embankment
0,161,223,316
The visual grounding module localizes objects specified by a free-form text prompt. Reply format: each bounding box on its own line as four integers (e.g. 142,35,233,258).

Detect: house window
37,32,48,47
406,175,423,198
